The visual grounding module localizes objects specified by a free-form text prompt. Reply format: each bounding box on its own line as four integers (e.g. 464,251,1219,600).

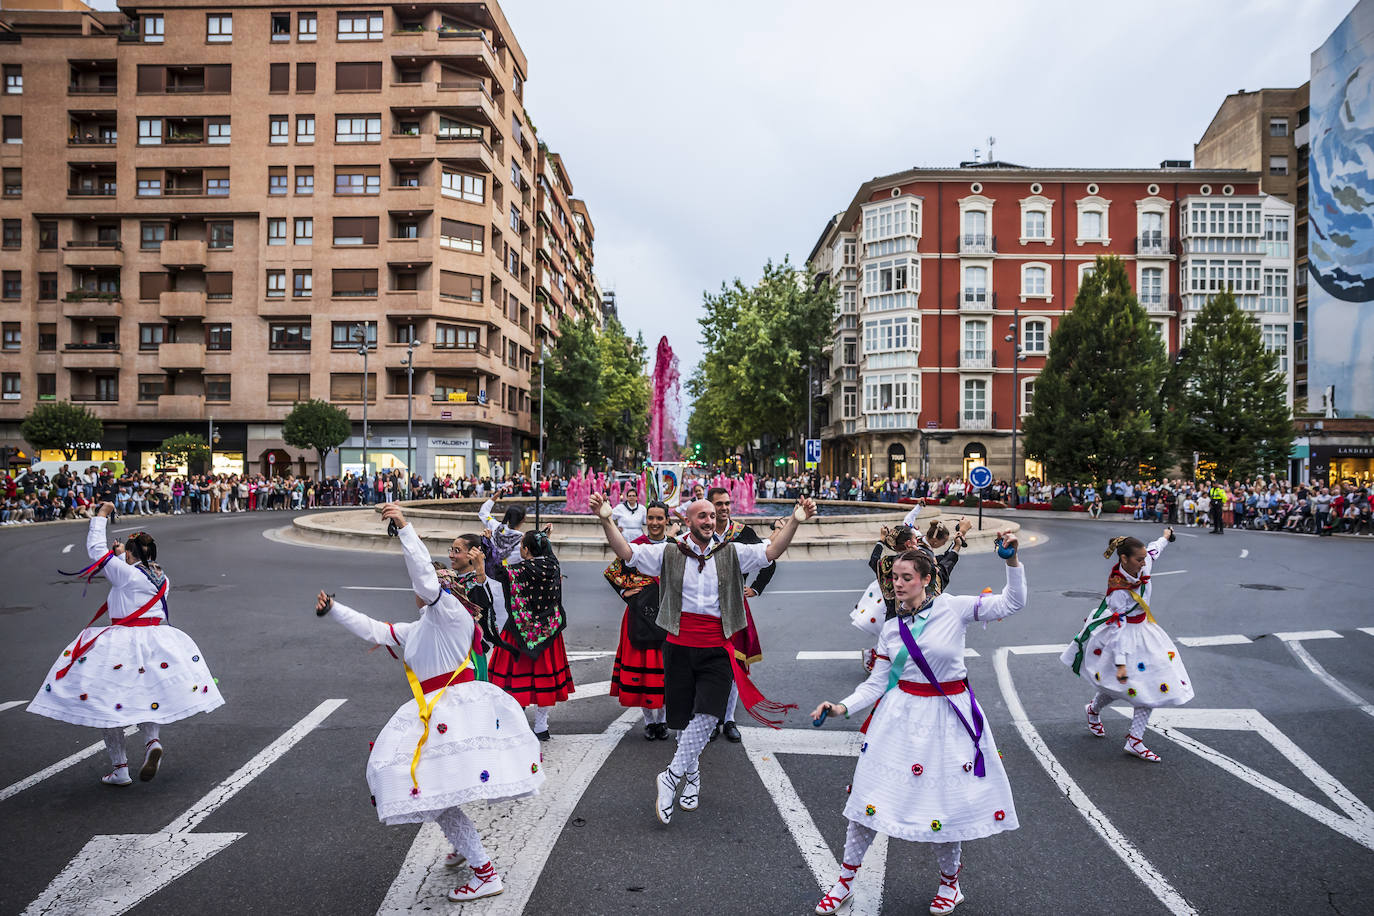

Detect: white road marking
1272,629,1342,641
61,543,73,554
1360,628,1374,638
1280,640,1374,720
376,708,637,915
795,649,979,660
1240,549,1249,559
22,699,346,915
342,586,413,592
0,700,25,713
1007,644,1066,655
1150,569,1187,577
1115,707,1374,850
564,651,615,662
770,589,865,595
569,680,610,700
0,727,137,804
742,728,888,916
1176,532,1199,538
995,648,1197,915
1178,634,1252,647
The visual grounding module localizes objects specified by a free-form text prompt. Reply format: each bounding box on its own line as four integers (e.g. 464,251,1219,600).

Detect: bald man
591,493,816,826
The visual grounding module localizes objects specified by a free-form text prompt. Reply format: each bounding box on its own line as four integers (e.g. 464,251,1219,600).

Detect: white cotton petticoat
1060,621,1194,708
28,624,224,728
367,680,544,825
843,688,1017,843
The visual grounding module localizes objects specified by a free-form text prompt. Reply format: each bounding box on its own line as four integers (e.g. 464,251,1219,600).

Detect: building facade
810,164,1291,482
0,0,596,480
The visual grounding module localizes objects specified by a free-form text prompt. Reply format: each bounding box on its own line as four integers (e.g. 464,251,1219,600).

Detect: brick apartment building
809,163,1294,482
0,0,599,480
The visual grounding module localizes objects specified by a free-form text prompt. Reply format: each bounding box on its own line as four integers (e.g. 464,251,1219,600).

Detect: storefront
1311,444,1374,487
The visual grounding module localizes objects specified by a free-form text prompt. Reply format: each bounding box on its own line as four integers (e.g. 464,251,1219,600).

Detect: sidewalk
980,508,1372,540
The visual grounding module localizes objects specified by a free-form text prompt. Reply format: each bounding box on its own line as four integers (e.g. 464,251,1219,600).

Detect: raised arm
88,508,139,588
382,504,441,604
590,492,635,563
478,498,499,534
765,497,818,562
958,531,1026,624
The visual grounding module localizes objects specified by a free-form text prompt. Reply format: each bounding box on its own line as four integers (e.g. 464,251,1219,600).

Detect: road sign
267,453,276,465
969,465,992,489
804,438,821,469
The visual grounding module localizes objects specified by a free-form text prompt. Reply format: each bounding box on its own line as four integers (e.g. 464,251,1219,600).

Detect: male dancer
708,486,775,742
605,500,674,738
590,492,816,825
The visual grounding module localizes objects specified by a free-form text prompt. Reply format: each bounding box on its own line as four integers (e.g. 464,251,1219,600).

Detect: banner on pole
646,462,683,507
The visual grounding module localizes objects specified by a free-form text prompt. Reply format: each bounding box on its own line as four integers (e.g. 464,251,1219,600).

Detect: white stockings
840,821,961,876
670,713,716,775
435,806,489,866
103,728,127,768
532,707,550,733
934,841,962,875
1089,693,1154,739
723,683,740,723
641,707,666,726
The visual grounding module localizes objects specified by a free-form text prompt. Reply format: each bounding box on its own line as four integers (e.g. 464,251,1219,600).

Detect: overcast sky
89,0,1352,387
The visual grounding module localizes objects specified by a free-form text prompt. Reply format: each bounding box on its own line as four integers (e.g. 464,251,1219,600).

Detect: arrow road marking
1279,640,1374,720
742,728,888,916
1239,549,1249,558
376,708,637,915
1114,706,1374,850
22,699,346,916
62,543,73,554
994,648,1197,916
1,727,137,804
1360,628,1374,638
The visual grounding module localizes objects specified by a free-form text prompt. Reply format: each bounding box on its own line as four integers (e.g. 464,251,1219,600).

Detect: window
331,269,378,297
207,118,230,145
392,323,417,345
862,316,910,354
38,323,56,349
266,218,287,246
1262,325,1289,372
297,12,317,40
963,210,988,246
3,116,22,144
335,62,382,92
295,115,315,144
335,169,380,195
1261,269,1289,313
2,271,21,299
1,219,19,249
1079,210,1104,240
336,115,381,143
1139,267,1164,308
861,199,920,243
3,168,20,197
296,63,315,93
440,219,483,252
439,118,482,140
394,219,418,239
337,12,383,40
295,167,314,195
205,375,231,401
441,170,483,202
266,270,286,297
1023,265,1048,297
434,324,479,349
963,265,988,305
1269,118,1289,137
208,221,234,249
206,324,232,350
332,322,377,349
332,217,377,246
294,217,313,245
138,324,168,350
509,205,520,232
37,373,55,400
962,321,988,362
2,373,20,401
1139,211,1164,251
269,115,289,144
2,323,20,350
1263,216,1290,257
37,220,56,248
1022,378,1035,416
269,63,290,94
268,167,288,195
292,269,312,297
39,274,57,301
272,12,291,40
137,118,163,145
206,14,233,43
1023,319,1048,354
4,65,21,94
330,373,378,402
267,374,310,401
269,323,310,350
1268,156,1289,176
142,14,164,42
206,272,233,300
439,270,483,302
962,378,988,422
1024,210,1046,239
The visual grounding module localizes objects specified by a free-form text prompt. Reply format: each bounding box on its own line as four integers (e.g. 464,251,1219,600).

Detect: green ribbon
1067,599,1117,675
885,609,932,692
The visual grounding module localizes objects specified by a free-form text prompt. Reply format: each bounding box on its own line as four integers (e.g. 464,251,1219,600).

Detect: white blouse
88,516,167,621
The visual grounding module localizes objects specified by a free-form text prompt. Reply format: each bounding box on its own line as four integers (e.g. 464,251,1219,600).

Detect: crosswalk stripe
795,649,980,660
1357,628,1374,638
1280,641,1374,720
0,700,26,713
1007,644,1065,655
0,726,137,804
1272,629,1343,641
1178,635,1252,647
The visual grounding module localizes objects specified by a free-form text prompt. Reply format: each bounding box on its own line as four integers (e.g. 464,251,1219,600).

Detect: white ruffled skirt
367,680,544,825
28,623,224,728
1061,620,1195,707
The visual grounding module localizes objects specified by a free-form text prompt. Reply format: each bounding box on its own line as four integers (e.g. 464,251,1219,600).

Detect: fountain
648,337,680,462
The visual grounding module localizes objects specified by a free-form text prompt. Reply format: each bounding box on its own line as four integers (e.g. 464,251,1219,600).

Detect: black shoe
643,724,657,741
709,723,720,742
655,723,671,740
535,729,550,742
723,721,742,743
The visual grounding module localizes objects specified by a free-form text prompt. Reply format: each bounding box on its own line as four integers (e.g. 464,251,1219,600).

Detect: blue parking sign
805,439,821,468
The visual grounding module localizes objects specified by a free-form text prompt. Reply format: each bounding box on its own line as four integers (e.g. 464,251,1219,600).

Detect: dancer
591,492,816,826
445,533,503,649
478,497,528,568
605,500,674,739
708,486,775,743
811,535,1026,915
1061,528,1192,762
28,502,224,785
486,529,573,740
316,504,541,901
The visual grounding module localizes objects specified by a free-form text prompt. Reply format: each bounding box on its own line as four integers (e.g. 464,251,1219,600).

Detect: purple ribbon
896,615,986,777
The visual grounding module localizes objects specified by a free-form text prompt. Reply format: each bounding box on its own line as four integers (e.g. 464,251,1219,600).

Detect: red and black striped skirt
609,609,665,709
488,631,574,707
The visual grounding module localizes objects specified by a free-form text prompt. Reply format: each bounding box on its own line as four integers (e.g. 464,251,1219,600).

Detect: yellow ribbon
1127,590,1157,624
401,652,472,794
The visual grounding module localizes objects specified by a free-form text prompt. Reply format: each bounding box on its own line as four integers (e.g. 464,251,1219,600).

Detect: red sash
55,578,169,680
668,613,796,728
898,678,968,697
419,667,477,694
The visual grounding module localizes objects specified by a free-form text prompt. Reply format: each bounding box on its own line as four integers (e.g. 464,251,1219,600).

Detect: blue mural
1309,0,1374,415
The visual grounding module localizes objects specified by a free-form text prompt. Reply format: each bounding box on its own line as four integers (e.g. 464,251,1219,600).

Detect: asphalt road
1,510,1371,916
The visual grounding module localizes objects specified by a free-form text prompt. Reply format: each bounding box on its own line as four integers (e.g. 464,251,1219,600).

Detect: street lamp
1004,308,1026,504
401,336,421,498
353,323,370,494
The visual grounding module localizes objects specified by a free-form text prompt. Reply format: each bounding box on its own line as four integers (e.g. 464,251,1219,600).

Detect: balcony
958,234,997,255
159,290,207,319
434,135,495,173
161,239,207,268
157,342,206,371
1135,235,1174,257
63,342,122,369
157,393,205,414
63,240,123,267
431,344,498,373
68,183,117,198
960,351,991,369
62,291,122,317
961,414,992,431
961,290,995,311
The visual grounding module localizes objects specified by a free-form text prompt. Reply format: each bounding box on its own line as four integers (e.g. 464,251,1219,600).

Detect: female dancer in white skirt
317,504,543,902
1061,528,1192,762
811,532,1026,914
28,502,223,785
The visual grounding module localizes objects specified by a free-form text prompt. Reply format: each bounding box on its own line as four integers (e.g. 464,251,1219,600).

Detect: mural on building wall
1308,0,1374,415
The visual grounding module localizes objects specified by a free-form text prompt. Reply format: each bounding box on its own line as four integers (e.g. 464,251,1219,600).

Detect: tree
592,316,650,464
159,433,210,472
282,399,351,481
1022,256,1174,484
1166,288,1293,478
541,315,603,464
20,400,103,461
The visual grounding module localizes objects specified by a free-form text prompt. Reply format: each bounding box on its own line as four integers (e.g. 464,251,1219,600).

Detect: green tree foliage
686,258,836,468
20,400,103,461
281,399,352,480
593,316,651,461
1023,256,1174,483
1165,288,1293,478
542,315,603,462
159,433,210,471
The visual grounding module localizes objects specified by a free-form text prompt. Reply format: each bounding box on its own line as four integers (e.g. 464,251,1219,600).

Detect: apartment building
0,0,587,480
809,163,1291,482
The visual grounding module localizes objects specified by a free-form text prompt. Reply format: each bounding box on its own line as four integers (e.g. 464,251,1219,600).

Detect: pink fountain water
648,337,680,462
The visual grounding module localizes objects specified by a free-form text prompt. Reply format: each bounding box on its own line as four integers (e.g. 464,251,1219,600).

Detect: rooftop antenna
972,147,981,163
987,136,997,162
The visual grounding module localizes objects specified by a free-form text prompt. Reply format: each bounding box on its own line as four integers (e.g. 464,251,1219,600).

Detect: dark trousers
661,642,732,730
1210,504,1223,533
